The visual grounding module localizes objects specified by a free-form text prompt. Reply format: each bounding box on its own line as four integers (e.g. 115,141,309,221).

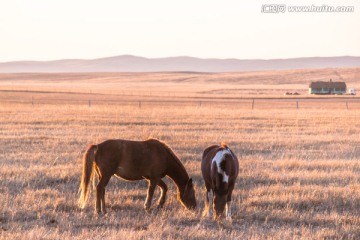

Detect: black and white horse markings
201,144,239,220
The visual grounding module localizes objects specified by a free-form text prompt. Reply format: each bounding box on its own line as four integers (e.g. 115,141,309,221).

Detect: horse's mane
220,142,228,149
148,138,189,178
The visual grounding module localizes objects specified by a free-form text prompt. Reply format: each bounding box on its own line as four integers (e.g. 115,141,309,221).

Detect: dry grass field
1,69,360,239
0,67,359,99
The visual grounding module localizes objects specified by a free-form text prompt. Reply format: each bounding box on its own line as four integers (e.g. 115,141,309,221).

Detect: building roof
309,81,346,89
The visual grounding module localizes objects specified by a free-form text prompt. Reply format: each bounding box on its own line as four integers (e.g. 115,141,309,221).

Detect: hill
0,55,359,73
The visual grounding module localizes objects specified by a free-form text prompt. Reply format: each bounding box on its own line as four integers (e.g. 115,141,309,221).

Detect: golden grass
0,67,359,99
1,102,360,239
1,71,360,239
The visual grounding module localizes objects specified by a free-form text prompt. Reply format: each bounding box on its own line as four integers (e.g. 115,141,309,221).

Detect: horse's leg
202,184,213,218
157,179,168,208
226,183,235,221
96,174,111,214
144,178,159,211
202,187,209,217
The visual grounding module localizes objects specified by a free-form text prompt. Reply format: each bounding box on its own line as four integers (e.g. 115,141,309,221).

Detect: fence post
88,99,91,108
296,100,299,109
251,99,255,110
32,96,34,107
139,101,141,109
346,101,348,110
199,101,202,107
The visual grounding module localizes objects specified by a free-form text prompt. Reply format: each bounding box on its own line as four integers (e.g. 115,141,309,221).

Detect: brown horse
79,138,196,214
201,144,239,220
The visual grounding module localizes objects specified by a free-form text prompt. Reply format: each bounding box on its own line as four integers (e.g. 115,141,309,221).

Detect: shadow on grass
238,210,336,229
108,204,145,212
71,222,150,234
238,175,278,190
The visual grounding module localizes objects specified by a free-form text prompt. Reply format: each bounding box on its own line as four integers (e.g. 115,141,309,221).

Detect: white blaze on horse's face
212,148,231,183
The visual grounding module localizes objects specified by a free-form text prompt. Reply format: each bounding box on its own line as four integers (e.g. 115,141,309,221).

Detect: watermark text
261,4,354,13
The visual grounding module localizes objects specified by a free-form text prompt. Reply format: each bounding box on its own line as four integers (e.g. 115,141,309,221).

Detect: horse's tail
78,144,98,208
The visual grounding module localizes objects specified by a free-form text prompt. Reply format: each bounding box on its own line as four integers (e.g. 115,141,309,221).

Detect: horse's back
201,145,221,183
95,139,168,180
229,149,239,176
201,144,239,183
202,145,219,160
97,138,164,154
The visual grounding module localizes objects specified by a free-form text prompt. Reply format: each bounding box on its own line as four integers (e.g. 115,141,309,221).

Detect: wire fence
1,96,360,109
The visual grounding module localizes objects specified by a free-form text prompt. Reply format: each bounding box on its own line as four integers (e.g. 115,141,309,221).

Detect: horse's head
178,178,197,210
213,189,228,219
210,149,232,219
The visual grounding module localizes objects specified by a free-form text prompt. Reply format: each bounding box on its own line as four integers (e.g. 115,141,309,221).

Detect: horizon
1,54,360,63
1,0,359,62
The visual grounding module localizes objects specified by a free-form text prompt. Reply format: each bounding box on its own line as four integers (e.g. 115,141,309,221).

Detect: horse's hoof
95,208,107,216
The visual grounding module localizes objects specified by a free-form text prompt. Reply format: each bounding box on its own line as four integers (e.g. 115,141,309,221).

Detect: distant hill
0,55,359,73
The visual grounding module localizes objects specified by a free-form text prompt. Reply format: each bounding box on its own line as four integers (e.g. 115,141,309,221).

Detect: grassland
0,67,359,99
1,70,360,239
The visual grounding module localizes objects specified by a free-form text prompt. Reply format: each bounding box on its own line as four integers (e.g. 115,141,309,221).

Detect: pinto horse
201,144,239,220
79,138,196,214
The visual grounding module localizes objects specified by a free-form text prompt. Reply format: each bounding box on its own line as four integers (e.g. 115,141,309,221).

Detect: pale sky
0,0,359,62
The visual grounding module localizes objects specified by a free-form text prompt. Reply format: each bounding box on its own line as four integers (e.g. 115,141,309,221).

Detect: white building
348,88,356,95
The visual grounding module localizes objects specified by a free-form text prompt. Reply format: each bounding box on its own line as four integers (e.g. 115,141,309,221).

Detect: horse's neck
166,158,189,190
